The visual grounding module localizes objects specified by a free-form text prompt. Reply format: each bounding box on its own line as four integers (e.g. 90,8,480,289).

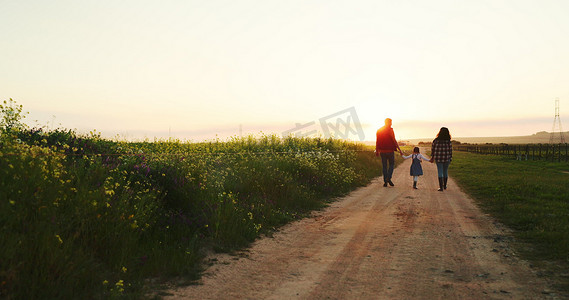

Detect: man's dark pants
380,152,395,182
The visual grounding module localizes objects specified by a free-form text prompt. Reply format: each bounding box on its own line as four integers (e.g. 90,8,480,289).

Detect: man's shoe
388,180,394,187
383,182,388,187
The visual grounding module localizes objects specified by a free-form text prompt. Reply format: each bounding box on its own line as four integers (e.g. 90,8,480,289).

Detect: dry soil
165,154,560,299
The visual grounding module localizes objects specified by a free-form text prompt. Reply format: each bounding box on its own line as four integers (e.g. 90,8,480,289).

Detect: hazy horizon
16,106,561,142
19,117,561,143
2,1,568,142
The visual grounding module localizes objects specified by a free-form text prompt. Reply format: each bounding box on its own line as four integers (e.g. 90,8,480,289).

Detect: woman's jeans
436,161,450,178
380,152,395,182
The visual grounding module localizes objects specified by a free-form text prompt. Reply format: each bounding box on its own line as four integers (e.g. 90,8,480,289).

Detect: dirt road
166,156,557,299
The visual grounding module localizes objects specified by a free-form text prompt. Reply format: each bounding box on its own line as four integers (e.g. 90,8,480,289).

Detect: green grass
0,126,384,299
451,151,569,291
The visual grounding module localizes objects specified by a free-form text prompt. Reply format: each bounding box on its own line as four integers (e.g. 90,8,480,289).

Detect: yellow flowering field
1,101,383,299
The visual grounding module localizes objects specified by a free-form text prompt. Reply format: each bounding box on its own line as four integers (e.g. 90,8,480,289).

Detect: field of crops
0,116,382,299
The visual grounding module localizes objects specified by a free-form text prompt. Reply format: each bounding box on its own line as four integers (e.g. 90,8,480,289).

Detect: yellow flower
121,266,127,273
115,279,125,293
102,280,109,285
55,234,63,244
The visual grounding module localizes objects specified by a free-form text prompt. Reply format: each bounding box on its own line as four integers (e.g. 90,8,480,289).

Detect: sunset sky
1,0,568,141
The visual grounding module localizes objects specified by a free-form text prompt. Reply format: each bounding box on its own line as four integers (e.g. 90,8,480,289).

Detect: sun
354,99,408,140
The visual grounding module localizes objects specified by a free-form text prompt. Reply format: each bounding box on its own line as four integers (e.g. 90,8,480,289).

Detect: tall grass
1,123,382,298
451,151,569,291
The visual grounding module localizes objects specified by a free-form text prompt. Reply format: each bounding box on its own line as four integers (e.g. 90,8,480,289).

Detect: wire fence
454,143,569,163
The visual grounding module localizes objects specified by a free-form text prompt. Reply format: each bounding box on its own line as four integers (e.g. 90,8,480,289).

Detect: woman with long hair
430,127,452,191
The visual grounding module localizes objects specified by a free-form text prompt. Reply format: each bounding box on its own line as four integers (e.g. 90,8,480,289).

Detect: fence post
526,144,529,160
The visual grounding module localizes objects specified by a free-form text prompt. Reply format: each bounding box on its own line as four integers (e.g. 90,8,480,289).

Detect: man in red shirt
376,118,403,187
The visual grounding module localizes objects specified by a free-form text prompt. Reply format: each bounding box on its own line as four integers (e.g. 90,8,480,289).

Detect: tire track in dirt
165,156,559,299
